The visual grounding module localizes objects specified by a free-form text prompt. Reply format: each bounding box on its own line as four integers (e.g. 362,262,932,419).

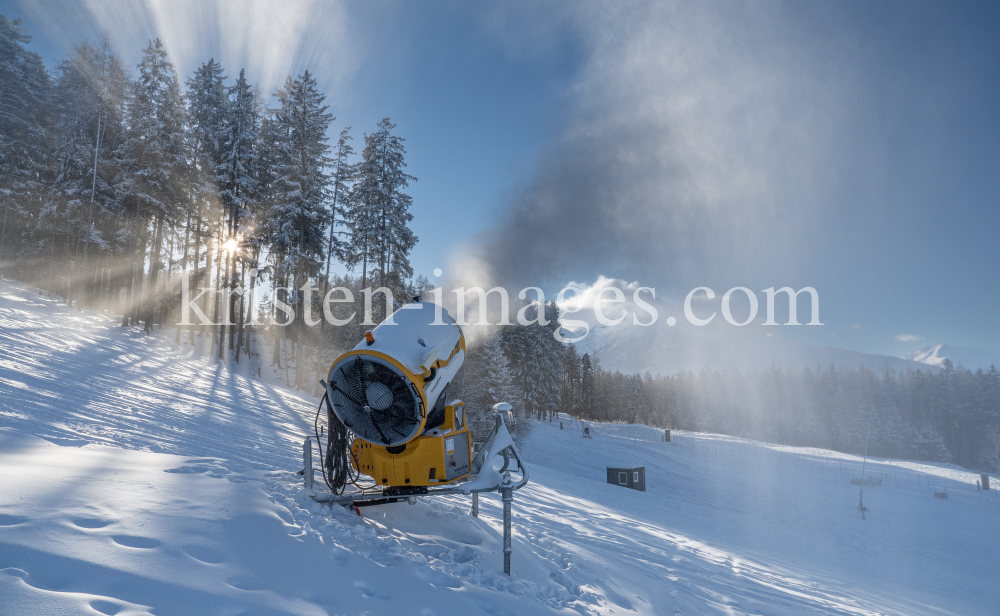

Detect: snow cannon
312,296,527,500
320,297,482,490
327,298,465,449
310,305,527,574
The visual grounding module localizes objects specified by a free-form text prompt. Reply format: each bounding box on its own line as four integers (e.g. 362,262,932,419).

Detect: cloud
847,324,861,330
456,0,853,293
895,334,922,342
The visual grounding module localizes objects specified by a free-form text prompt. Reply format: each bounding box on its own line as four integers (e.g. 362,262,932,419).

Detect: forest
2,16,998,474
0,17,417,364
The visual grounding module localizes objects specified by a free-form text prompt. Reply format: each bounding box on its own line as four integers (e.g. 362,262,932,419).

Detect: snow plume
557,276,643,318
468,0,850,292
430,271,664,346
17,0,354,95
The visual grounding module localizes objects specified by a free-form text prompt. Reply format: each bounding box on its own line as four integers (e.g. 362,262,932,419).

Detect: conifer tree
265,70,333,375
0,16,50,278
186,59,228,342
483,333,522,410
47,38,127,305
501,302,564,420
217,68,262,356
560,343,581,417
116,39,187,331
321,127,355,306
346,118,416,305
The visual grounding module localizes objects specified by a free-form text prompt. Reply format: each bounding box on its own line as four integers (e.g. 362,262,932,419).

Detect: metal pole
502,471,513,575
471,492,479,517
303,438,314,492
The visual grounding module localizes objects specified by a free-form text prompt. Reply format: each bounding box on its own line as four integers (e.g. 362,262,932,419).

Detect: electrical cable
313,393,338,492
314,392,377,494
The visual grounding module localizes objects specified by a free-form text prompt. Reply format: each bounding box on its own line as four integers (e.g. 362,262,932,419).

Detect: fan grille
328,356,423,446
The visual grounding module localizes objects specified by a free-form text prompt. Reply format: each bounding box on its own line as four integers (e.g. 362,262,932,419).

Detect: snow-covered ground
1,280,998,615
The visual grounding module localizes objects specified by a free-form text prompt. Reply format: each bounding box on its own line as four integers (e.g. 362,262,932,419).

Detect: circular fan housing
327,354,424,446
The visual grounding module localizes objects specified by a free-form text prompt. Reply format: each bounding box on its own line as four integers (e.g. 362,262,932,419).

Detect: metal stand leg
472,492,479,517
303,438,314,492
501,471,512,575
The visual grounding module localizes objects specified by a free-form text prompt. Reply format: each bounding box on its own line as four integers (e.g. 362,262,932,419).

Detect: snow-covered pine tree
217,68,262,357
987,364,1000,425
321,127,355,308
0,16,50,281
483,333,522,410
501,301,564,420
560,343,581,417
934,358,957,458
533,301,565,420
265,70,333,380
480,332,527,441
186,59,228,195
266,70,334,287
449,333,529,445
116,39,187,331
46,38,128,306
186,59,229,343
346,118,416,308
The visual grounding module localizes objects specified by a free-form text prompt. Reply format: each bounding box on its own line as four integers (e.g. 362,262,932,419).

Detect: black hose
314,392,376,495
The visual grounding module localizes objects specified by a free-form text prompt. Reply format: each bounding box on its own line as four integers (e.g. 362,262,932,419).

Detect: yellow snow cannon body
351,400,471,487
324,298,472,488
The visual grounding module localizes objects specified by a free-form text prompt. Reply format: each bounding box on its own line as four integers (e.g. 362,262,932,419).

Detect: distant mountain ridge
903,344,1000,370
569,320,933,376
552,277,948,376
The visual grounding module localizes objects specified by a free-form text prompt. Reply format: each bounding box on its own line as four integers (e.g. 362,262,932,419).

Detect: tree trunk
272,277,284,369
165,220,175,290
121,210,138,327
145,213,164,333
236,261,251,363
210,223,222,358
219,244,231,358
231,261,244,353
132,220,150,329
191,203,204,345
361,234,368,291
239,249,260,361
272,324,282,368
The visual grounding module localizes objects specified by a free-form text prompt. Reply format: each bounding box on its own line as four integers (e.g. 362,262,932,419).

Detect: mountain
552,278,936,376
569,317,933,376
903,343,1000,370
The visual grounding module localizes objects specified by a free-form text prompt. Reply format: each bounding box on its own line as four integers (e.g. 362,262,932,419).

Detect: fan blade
329,383,365,408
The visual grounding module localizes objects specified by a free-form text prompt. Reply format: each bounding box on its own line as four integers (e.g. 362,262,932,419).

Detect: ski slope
1,280,998,615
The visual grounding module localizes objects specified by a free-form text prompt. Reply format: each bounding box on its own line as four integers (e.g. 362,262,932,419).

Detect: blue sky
4,0,997,357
